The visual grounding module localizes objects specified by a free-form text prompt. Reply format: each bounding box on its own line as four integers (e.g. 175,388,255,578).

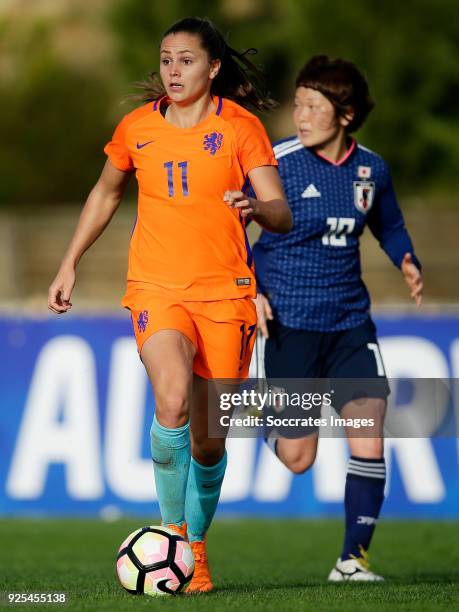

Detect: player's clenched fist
223,190,259,217
48,265,75,314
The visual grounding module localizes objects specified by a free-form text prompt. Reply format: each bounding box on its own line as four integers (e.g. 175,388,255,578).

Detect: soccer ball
116,526,194,596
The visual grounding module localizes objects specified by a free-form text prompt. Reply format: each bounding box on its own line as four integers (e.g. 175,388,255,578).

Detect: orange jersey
104,97,277,301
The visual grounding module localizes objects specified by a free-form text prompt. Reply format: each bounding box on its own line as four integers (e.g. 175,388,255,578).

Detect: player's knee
192,438,225,466
288,455,316,474
282,443,317,474
348,436,384,459
154,391,189,428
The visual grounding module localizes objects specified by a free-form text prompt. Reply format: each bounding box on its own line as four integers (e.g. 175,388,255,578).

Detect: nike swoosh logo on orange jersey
136,140,154,149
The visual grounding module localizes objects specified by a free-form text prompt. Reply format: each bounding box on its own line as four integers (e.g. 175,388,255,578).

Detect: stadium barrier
1,314,458,518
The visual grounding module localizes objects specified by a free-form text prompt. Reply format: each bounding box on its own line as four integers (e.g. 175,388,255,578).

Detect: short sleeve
234,115,277,176
104,114,134,172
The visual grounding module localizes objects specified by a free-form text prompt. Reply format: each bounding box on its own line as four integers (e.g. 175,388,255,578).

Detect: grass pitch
1,519,458,611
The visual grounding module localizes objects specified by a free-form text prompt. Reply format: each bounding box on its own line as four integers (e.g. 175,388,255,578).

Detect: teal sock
150,414,190,526
185,451,228,542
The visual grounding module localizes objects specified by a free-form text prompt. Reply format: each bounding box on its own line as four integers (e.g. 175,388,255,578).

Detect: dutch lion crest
137,310,149,333
203,132,223,156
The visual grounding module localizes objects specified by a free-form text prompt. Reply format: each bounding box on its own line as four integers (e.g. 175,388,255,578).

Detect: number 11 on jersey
164,161,189,198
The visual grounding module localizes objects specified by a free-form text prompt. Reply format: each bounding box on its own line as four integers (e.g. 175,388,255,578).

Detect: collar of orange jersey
153,96,167,113
313,137,356,166
153,95,223,116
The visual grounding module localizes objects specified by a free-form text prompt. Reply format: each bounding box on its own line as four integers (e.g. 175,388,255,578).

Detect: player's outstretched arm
224,166,292,233
48,160,131,314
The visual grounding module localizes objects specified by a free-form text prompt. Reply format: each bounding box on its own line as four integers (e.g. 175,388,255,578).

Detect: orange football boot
187,539,213,593
164,522,188,540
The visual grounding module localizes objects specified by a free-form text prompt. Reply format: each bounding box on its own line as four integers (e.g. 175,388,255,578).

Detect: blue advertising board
1,313,458,518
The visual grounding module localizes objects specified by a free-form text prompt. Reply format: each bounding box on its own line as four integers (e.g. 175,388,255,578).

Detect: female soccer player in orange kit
48,17,292,593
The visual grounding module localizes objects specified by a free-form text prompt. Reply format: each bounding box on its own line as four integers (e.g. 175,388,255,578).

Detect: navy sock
341,456,386,560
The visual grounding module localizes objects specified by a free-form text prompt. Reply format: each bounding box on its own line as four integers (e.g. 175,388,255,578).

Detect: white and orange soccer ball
116,526,194,596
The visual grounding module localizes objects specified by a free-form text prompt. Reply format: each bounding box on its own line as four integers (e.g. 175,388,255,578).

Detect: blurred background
1,0,458,521
1,0,458,308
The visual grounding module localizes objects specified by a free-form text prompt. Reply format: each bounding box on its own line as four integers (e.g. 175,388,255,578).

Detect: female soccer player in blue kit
254,55,423,581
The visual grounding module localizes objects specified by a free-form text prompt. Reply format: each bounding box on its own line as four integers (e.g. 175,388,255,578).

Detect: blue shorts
265,318,390,413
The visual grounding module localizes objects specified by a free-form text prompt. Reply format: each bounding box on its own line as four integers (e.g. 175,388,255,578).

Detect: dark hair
137,17,276,112
295,55,374,132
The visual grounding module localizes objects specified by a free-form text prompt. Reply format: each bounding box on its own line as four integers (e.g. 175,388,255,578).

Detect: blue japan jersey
253,137,420,331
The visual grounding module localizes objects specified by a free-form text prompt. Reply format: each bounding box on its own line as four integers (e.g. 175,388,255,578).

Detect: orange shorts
122,288,257,380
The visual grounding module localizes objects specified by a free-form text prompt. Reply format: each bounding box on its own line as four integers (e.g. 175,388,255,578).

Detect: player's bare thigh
141,329,196,428
276,397,385,471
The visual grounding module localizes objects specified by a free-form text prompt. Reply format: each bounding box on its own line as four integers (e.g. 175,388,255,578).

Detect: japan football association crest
353,181,375,213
